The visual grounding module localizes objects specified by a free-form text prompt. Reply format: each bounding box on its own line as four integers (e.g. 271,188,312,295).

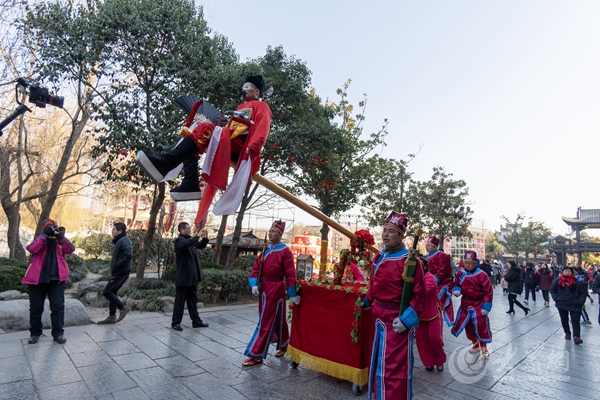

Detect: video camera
0,77,64,136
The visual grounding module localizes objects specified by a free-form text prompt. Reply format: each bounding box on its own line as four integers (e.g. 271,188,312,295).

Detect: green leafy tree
581,237,600,265
498,213,526,261
417,166,473,247
485,232,504,260
77,233,113,259
521,221,553,261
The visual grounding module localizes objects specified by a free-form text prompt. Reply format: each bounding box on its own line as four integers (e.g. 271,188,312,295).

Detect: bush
0,264,28,293
119,279,176,311
76,233,113,259
69,265,89,283
201,260,224,270
66,254,84,270
161,264,177,282
84,258,111,274
198,247,213,261
0,257,28,269
199,269,250,304
232,255,257,271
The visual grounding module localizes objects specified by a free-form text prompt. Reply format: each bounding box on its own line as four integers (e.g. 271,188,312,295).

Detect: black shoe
170,157,202,201
136,136,198,183
506,310,515,314
171,324,183,331
28,336,40,345
54,335,67,344
425,366,434,371
524,308,530,316
192,321,209,328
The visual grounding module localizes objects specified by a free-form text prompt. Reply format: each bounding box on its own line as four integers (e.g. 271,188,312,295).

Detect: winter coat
537,268,554,291
503,266,524,295
174,235,209,287
523,267,540,286
549,276,587,312
22,235,75,285
111,233,133,276
592,274,600,296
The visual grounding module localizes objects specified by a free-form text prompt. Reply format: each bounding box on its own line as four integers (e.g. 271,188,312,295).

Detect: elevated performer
424,236,454,326
136,76,272,217
243,220,300,366
451,250,493,357
364,212,427,400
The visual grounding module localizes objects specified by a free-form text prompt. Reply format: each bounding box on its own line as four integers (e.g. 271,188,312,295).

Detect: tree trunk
136,183,166,279
4,203,27,261
224,183,254,270
212,215,228,264
319,223,330,278
438,234,445,251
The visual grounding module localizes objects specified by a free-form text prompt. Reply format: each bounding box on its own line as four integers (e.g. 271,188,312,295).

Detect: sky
199,0,600,236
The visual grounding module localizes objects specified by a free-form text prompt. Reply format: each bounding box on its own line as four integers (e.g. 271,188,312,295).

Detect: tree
485,232,504,260
498,214,526,261
521,221,553,261
417,166,473,247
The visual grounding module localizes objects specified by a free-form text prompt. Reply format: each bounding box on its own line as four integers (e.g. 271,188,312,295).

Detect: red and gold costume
425,249,454,326
450,266,493,344
415,272,446,369
245,242,297,359
364,226,427,400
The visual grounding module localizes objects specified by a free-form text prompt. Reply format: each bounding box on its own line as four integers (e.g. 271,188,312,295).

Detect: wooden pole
250,172,379,254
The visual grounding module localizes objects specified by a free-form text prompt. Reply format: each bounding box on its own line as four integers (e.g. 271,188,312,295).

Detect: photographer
22,219,75,345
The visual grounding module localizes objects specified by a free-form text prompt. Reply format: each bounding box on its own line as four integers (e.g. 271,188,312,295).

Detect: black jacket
591,274,600,296
549,276,587,312
504,266,524,295
174,235,209,287
523,267,539,286
111,233,133,276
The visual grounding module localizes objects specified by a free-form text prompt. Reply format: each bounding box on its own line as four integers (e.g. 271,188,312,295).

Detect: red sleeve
482,272,494,304
409,258,428,317
26,235,47,255
250,252,263,279
283,248,297,290
435,253,452,282
245,101,272,159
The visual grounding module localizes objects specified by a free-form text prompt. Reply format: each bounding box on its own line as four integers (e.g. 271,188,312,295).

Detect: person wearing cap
550,266,588,344
450,250,493,357
136,75,272,211
415,257,447,373
22,219,75,345
364,211,427,400
424,236,454,326
243,220,300,366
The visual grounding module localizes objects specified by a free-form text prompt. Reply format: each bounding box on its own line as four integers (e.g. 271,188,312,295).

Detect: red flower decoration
130,146,136,151
119,150,127,156
290,157,295,162
273,143,278,148
102,149,108,153
101,168,107,172
355,229,375,246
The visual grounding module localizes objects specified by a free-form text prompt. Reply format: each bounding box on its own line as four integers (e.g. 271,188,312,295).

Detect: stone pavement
1,286,599,400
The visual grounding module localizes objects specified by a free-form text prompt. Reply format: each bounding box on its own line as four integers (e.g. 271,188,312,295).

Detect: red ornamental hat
427,236,440,247
271,220,285,234
385,211,407,233
464,250,477,261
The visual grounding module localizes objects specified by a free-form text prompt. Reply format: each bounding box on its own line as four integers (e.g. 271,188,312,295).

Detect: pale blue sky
201,1,600,235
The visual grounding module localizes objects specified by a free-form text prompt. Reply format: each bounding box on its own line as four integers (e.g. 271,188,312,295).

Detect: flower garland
332,229,376,285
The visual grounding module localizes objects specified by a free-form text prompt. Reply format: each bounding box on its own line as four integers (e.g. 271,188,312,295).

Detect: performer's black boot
135,136,198,183
170,157,202,201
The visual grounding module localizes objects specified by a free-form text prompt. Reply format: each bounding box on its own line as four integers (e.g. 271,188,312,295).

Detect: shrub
232,255,257,271
84,259,111,274
161,264,177,282
0,257,28,269
69,265,89,283
65,254,84,270
0,264,28,293
119,279,176,311
201,260,224,270
199,269,250,304
198,247,213,261
76,233,113,259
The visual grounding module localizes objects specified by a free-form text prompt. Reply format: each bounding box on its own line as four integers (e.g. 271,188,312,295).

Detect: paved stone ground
1,286,599,400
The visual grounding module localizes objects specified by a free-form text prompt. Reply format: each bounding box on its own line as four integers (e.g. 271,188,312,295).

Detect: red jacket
22,235,75,285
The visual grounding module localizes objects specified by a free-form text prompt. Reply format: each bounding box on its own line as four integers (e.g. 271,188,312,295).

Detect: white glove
392,318,407,334
453,290,461,297
290,295,301,305
481,309,489,316
251,286,259,296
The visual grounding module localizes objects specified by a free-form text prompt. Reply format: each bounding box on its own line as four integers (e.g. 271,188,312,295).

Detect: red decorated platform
288,283,374,387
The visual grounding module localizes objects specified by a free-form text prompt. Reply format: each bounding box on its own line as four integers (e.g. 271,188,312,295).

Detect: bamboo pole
251,172,379,254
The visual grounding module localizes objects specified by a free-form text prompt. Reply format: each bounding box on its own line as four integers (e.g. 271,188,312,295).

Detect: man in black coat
172,222,210,331
98,222,132,324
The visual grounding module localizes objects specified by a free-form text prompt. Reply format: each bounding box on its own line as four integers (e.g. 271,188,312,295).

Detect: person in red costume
450,250,493,357
136,76,272,216
364,211,427,400
424,236,454,326
243,220,300,367
415,257,447,372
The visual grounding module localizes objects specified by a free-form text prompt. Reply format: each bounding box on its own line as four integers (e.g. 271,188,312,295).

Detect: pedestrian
550,266,588,345
480,259,494,287
523,262,539,305
136,76,271,217
504,261,529,315
364,211,427,399
538,263,554,307
171,223,210,331
97,222,132,324
415,257,446,373
591,272,600,326
451,251,493,357
424,236,454,326
575,267,593,326
23,219,75,344
243,220,299,366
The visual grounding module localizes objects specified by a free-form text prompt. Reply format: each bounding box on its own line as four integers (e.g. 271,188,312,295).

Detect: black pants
103,274,129,316
508,293,528,313
172,285,201,325
558,309,581,338
28,281,65,338
541,290,550,302
524,284,536,301
581,306,590,322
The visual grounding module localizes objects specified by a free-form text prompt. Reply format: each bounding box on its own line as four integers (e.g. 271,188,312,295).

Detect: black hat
245,75,264,95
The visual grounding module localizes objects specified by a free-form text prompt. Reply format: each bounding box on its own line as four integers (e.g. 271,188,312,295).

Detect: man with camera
97,222,132,324
22,219,75,344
